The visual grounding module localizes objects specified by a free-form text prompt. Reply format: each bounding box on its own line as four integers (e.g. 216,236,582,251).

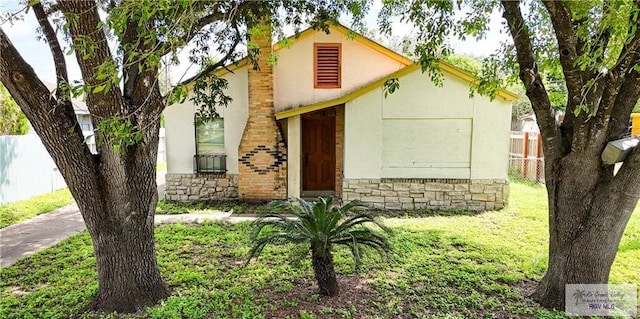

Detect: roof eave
276,64,420,119
276,62,518,120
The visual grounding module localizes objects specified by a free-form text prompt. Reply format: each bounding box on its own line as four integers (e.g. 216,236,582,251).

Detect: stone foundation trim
380,178,470,184
342,178,509,212
165,173,238,201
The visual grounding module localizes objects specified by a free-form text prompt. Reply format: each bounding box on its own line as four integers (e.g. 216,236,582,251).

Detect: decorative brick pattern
165,173,238,201
342,178,509,211
239,145,286,175
237,24,288,200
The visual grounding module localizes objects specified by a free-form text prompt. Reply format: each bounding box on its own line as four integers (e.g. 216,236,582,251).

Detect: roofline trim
276,63,518,120
276,64,420,119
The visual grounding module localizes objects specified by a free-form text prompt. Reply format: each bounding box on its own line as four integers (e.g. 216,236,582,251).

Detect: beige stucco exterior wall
164,97,196,174
470,94,512,179
165,66,249,174
344,68,511,180
273,27,407,112
344,89,383,179
287,115,302,198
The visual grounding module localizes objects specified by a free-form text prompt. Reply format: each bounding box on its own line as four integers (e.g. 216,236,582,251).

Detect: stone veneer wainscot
342,178,509,211
165,174,238,201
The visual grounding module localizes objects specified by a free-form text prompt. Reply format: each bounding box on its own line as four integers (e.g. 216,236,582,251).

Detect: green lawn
155,199,285,215
155,199,243,214
0,189,74,229
0,181,638,318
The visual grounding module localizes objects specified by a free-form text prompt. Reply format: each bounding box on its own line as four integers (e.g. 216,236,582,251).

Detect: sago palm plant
246,197,391,296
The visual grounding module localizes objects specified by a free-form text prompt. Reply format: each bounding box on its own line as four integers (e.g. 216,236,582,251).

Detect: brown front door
302,115,336,191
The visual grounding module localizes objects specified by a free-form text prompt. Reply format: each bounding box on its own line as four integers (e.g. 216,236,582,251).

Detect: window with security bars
194,117,227,173
314,43,341,88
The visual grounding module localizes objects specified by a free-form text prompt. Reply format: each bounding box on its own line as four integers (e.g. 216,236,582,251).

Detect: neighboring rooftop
42,81,89,115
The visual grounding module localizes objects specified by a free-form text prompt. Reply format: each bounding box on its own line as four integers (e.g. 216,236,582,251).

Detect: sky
0,0,508,85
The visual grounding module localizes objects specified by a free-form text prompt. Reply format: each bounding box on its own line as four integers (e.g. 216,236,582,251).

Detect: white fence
0,128,166,204
0,134,66,204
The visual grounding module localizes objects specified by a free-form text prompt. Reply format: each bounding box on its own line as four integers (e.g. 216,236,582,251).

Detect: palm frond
331,213,391,237
246,196,392,280
339,199,364,214
332,228,392,264
245,232,309,265
251,214,313,242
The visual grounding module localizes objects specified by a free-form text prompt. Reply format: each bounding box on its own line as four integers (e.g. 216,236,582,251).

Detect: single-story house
164,23,518,211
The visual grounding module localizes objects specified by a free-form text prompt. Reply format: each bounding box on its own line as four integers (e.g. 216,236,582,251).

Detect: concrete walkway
1,204,85,268
0,171,253,268
0,210,259,268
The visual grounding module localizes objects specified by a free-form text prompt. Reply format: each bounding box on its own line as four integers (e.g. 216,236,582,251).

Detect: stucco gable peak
206,22,413,80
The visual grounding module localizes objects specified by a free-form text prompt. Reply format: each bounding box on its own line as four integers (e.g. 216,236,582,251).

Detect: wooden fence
509,131,545,183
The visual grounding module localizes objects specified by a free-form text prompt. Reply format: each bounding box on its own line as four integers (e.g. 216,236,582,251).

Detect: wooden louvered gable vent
314,43,341,88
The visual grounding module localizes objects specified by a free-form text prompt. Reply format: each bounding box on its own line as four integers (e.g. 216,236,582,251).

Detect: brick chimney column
237,24,287,200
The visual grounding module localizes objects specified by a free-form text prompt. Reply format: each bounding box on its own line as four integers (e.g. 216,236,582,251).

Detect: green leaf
92,85,105,93
383,78,400,98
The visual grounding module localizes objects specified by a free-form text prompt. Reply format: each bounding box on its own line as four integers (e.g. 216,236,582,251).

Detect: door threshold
301,190,335,198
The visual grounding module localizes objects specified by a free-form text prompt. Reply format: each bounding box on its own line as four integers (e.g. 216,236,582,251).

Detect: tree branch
117,3,169,117
501,0,565,161
0,27,96,188
57,0,123,118
589,53,637,145
572,15,588,67
608,1,640,76
32,2,69,103
541,0,590,148
181,11,225,44
590,3,640,144
158,1,251,57
606,67,640,141
575,7,613,110
44,3,60,16
579,0,613,80
175,24,242,87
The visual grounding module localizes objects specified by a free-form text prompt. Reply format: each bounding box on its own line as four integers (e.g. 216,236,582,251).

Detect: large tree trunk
89,219,169,313
501,0,640,311
87,195,169,312
311,245,340,296
83,133,170,312
1,18,170,312
532,151,639,310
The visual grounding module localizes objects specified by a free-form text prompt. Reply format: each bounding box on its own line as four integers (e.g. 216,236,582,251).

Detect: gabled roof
275,61,519,119
211,22,412,79
209,22,518,119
